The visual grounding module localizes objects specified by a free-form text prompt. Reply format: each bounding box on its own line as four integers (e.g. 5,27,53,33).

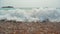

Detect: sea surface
0,8,60,22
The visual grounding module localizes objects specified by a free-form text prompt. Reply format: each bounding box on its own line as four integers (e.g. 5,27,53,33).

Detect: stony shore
0,20,60,34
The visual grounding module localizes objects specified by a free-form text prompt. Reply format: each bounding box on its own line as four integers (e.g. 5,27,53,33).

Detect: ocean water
0,8,60,22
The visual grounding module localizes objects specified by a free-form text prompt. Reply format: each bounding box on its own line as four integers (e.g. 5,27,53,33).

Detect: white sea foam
0,8,60,22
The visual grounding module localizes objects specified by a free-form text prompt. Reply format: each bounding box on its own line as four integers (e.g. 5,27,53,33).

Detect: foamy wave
0,8,60,22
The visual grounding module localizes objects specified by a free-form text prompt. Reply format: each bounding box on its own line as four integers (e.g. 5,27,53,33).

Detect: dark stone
0,19,7,22
2,6,14,8
42,19,49,23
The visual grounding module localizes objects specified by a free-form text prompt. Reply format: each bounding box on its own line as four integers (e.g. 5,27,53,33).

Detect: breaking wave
0,8,60,22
